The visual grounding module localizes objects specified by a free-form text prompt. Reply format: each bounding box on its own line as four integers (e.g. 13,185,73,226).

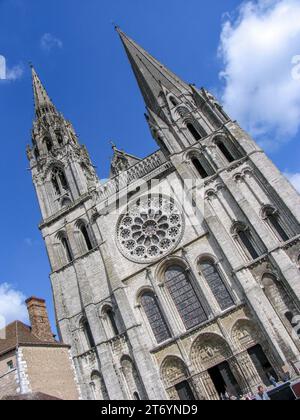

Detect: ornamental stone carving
190,333,232,370
161,356,188,388
231,319,259,351
116,195,184,263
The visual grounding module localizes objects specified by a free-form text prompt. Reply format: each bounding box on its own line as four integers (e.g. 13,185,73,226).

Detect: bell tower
117,28,230,156
27,66,98,220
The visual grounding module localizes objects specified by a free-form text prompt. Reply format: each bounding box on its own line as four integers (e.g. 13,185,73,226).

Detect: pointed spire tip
111,21,121,32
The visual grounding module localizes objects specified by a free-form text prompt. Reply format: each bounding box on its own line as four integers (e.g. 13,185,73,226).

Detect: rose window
117,196,184,263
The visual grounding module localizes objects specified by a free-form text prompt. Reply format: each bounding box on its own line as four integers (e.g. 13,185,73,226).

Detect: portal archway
190,333,241,399
161,356,196,401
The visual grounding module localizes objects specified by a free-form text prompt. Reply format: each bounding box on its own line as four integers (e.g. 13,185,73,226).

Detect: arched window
51,167,69,197
217,141,236,163
121,356,146,400
262,274,298,330
61,235,73,263
203,103,223,128
133,392,140,401
238,229,260,260
169,96,178,107
191,156,214,179
103,307,119,338
56,130,64,146
80,317,95,350
199,259,234,311
165,266,208,330
34,147,40,160
191,157,208,179
80,224,93,251
263,207,289,242
58,170,68,190
90,371,109,400
187,123,202,141
233,223,260,261
214,136,242,164
140,291,171,344
45,137,53,152
52,175,60,196
61,197,72,208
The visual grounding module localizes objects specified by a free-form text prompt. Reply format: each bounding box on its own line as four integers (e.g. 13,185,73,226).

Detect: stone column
199,371,219,400
192,373,208,400
166,386,178,401
232,352,261,392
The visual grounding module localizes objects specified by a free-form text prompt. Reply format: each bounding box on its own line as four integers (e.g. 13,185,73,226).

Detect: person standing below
256,386,271,401
268,374,278,388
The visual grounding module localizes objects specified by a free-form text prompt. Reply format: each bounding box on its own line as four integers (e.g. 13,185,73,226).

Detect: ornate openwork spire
31,65,57,115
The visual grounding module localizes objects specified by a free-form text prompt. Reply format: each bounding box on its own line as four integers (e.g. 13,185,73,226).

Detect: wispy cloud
40,33,63,52
24,237,40,247
0,283,28,326
219,0,300,148
0,55,23,81
285,172,300,193
24,238,33,247
6,64,23,80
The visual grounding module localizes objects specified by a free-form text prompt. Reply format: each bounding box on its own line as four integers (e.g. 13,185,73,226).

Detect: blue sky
0,0,300,331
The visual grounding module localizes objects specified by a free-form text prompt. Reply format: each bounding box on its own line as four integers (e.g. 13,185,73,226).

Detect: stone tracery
117,196,184,263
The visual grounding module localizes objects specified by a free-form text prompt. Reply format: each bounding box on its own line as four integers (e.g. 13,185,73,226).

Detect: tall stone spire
31,65,57,115
116,28,191,114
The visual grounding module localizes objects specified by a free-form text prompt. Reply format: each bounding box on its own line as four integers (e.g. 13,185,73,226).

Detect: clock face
117,195,184,264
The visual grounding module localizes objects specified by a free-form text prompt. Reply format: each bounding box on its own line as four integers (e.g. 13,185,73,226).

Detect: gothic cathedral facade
27,29,300,400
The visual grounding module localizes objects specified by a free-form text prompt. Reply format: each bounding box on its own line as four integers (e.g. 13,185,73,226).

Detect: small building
0,297,80,400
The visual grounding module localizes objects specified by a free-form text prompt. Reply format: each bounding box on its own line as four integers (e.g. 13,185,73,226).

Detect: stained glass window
141,292,171,344
165,266,208,330
200,260,234,311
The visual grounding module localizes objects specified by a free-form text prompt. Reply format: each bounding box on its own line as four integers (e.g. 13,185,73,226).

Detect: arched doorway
231,319,278,388
190,333,241,399
161,356,196,401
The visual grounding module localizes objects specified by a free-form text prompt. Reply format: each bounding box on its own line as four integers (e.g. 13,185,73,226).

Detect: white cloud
0,55,5,79
219,0,300,146
0,283,28,325
6,64,23,81
0,55,23,81
285,172,300,192
40,33,63,52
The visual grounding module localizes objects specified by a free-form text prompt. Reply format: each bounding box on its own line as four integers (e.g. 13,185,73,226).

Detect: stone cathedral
26,29,300,401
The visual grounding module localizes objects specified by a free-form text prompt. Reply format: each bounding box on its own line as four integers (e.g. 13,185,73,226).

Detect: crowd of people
220,374,286,401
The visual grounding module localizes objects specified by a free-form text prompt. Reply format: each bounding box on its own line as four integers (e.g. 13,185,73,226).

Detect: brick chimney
25,297,55,342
